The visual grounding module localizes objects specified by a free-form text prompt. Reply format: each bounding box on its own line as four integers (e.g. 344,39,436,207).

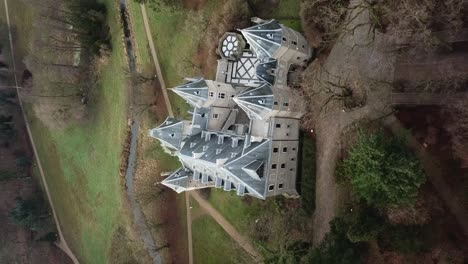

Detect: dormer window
194,91,200,95
258,99,266,105
203,145,209,151
216,149,222,154
169,133,175,138
266,33,274,39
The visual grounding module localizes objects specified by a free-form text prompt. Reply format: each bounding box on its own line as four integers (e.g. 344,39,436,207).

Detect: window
276,124,281,128
297,57,300,60
283,147,288,153
201,113,206,118
273,147,279,153
272,164,277,169
218,93,226,99
290,168,294,172
287,124,291,128
291,40,297,45
268,185,274,191
292,147,296,151
278,183,283,189
281,163,286,169
302,45,305,48
291,158,295,161
282,37,287,41
283,102,289,107
286,133,290,136
274,101,278,105
212,113,219,119
209,91,215,97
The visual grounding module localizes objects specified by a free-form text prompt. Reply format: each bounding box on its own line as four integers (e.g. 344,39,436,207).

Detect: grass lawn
127,0,224,120
191,197,253,264
270,0,302,31
2,0,147,263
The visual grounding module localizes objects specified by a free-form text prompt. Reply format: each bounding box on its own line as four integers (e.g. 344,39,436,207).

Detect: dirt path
139,3,174,118
384,116,468,239
310,0,395,245
3,0,78,263
190,192,263,263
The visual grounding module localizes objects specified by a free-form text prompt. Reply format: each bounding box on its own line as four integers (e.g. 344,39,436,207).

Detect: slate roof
233,83,274,119
149,117,183,150
172,78,209,108
256,58,277,85
240,19,282,59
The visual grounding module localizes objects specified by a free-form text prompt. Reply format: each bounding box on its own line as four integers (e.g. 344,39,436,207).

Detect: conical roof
256,59,277,85
172,78,209,108
233,83,274,119
149,117,183,150
240,19,282,59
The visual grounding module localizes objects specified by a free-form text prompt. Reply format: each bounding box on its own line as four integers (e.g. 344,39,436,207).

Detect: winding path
3,0,79,263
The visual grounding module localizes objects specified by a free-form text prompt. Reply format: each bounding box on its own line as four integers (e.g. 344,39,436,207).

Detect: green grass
270,0,302,31
4,0,138,262
191,198,252,264
127,0,224,120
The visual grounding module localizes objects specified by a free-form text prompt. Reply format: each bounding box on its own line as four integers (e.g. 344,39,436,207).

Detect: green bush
306,218,364,264
338,130,425,207
9,197,47,231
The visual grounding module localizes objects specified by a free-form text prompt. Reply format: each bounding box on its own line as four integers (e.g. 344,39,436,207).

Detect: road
190,192,263,263
3,0,79,263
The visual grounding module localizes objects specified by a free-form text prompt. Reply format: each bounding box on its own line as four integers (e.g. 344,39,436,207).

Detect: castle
149,18,312,199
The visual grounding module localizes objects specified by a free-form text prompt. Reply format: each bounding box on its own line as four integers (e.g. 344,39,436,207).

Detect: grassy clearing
191,197,253,264
3,0,148,262
270,0,302,31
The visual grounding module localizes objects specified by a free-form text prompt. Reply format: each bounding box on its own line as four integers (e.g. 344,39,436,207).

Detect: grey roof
162,168,214,193
149,117,183,150
172,78,209,108
190,107,210,134
233,83,274,119
240,19,282,59
256,59,277,85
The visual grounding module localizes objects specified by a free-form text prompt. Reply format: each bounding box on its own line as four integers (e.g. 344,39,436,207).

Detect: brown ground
0,74,71,263
183,0,207,11
132,75,189,264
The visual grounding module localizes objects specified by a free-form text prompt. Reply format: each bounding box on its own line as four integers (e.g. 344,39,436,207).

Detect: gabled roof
240,19,282,59
233,83,274,119
162,168,214,193
172,78,209,108
149,117,183,150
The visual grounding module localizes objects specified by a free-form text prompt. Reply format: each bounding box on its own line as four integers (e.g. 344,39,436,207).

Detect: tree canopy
339,130,425,207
